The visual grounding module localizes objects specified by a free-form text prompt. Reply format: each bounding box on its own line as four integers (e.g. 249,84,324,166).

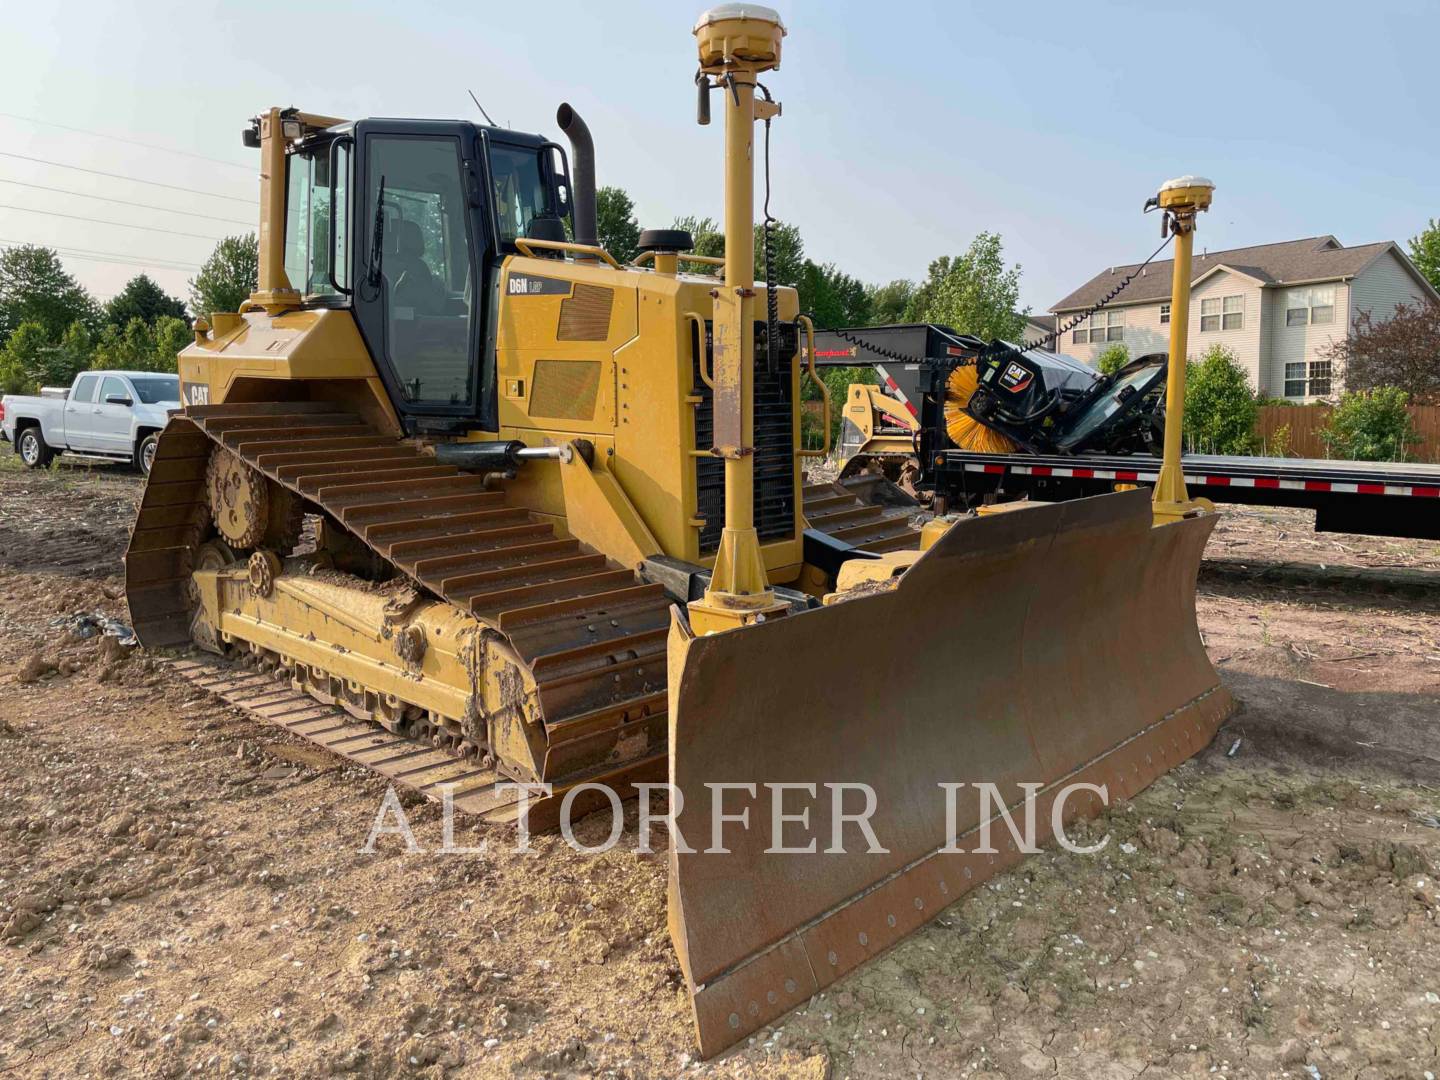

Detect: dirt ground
1,454,1438,1080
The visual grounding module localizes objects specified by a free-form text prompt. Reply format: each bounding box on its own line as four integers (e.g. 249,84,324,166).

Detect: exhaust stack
556,103,597,248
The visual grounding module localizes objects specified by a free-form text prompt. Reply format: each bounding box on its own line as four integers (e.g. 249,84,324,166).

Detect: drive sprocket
205,447,305,553
206,447,269,549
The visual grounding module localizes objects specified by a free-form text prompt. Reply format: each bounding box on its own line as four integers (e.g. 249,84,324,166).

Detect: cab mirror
105,395,134,407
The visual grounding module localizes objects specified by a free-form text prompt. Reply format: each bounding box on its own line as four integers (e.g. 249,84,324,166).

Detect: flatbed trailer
935,449,1440,540
810,324,1440,542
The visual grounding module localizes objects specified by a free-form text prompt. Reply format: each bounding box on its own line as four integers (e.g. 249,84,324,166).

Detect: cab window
489,144,556,246
285,140,350,297
71,375,98,403
364,135,475,406
100,376,128,404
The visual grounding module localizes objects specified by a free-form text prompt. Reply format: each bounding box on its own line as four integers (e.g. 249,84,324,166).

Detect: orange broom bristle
944,365,1016,454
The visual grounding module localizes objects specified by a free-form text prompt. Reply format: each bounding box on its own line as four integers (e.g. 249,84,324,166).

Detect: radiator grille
692,321,798,554
528,360,601,420
557,283,614,341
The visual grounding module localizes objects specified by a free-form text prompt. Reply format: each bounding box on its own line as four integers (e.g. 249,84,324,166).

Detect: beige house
1050,236,1438,401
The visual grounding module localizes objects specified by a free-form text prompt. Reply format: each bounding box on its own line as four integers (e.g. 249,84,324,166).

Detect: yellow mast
687,6,790,633
1151,175,1215,525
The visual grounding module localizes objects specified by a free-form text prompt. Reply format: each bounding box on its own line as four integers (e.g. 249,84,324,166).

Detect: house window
1201,294,1243,332
1284,360,1333,398
1073,326,1086,344
1085,310,1124,343
1159,303,1170,325
1285,286,1335,327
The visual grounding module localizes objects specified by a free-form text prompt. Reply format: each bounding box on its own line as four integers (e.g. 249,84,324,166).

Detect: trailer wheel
17,427,54,469
135,432,160,476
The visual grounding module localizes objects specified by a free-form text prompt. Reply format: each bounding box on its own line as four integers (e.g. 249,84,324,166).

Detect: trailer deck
939,450,1440,539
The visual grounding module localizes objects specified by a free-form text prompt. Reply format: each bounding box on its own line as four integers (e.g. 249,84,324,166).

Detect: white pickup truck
1,370,180,475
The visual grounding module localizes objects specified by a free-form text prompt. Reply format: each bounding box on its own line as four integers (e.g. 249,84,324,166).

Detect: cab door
351,121,491,429
91,375,135,454
62,373,101,450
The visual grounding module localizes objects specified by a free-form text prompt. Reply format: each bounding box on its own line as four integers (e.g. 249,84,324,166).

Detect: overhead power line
0,178,253,226
0,203,229,241
0,112,254,171
0,238,201,273
0,151,252,203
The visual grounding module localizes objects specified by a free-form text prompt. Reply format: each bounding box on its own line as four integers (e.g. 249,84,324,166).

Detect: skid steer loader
124,4,1231,1057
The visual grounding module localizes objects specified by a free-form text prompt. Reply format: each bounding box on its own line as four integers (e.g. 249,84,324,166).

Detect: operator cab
280,118,573,430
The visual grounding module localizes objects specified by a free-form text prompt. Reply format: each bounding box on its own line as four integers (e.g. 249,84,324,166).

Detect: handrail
631,250,726,271
795,314,831,458
512,237,624,270
684,311,713,390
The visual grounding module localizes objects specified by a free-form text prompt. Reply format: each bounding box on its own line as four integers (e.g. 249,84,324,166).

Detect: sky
1,0,1436,313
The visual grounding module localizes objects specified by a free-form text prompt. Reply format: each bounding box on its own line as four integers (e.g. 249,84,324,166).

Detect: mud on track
1,456,1438,1078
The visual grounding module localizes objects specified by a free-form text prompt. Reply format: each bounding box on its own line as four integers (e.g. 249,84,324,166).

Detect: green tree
756,221,805,288
596,186,642,264
189,233,258,317
1325,301,1440,404
906,233,1027,340
673,215,723,260
105,273,188,329
1408,219,1440,293
670,215,807,287
0,355,31,395
96,315,188,374
0,321,49,393
904,256,949,322
0,244,99,346
1320,387,1420,462
151,316,191,372
865,280,915,325
53,321,94,383
1095,343,1130,376
797,261,871,328
93,317,162,372
1184,344,1258,454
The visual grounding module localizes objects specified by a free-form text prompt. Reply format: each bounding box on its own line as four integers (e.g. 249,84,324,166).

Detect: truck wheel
17,427,54,469
135,433,160,476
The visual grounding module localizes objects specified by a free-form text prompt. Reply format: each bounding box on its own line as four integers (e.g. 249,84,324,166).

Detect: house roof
1050,236,1428,312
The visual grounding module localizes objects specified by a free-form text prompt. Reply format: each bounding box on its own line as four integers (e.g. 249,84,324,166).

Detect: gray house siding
1191,270,1266,392
1351,249,1428,322
1266,281,1349,401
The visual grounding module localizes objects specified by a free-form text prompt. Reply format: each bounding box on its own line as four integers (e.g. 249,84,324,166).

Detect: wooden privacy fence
1255,405,1440,463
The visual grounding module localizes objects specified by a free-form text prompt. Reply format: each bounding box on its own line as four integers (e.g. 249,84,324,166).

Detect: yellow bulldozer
124,5,1231,1058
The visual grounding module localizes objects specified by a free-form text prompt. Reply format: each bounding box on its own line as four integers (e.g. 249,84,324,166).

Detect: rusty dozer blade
666,488,1233,1057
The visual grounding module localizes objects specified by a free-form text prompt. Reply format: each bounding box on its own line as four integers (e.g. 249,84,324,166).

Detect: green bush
0,321,48,393
1184,344,1258,455
1319,388,1420,462
1095,343,1129,376
0,354,34,395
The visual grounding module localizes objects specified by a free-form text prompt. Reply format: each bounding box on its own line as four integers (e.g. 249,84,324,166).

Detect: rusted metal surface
125,403,673,796
666,490,1232,1057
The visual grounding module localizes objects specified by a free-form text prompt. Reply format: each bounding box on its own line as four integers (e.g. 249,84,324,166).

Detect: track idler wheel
188,539,238,652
